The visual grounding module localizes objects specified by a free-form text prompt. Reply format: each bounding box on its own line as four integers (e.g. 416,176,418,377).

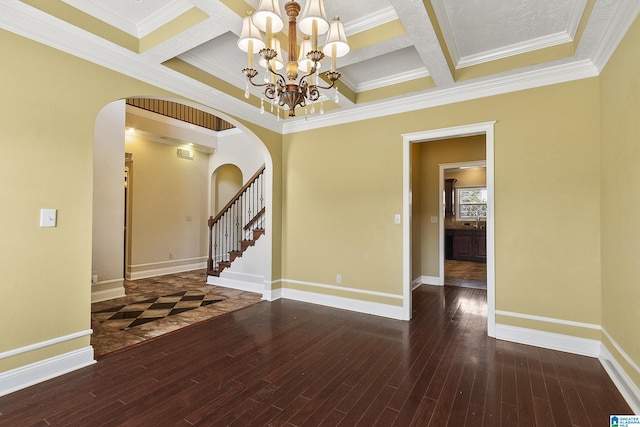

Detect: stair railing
207,164,266,275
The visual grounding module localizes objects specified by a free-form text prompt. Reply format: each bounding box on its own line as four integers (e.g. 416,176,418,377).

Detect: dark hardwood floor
445,260,487,289
0,286,630,426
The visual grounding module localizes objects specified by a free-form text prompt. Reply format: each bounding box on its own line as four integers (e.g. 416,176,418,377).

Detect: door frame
402,121,496,337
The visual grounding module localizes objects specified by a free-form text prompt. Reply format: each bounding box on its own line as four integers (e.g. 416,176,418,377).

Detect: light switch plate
40,209,57,227
394,214,401,224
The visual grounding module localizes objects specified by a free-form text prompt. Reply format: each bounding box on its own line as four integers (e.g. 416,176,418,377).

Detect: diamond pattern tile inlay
93,291,226,330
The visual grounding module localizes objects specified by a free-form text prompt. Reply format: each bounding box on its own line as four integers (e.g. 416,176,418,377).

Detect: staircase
211,227,265,277
207,165,266,277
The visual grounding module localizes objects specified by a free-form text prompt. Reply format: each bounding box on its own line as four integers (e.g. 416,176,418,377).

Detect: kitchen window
456,187,487,221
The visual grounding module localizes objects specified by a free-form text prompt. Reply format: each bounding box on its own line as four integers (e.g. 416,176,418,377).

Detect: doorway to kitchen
441,161,487,290
402,121,495,337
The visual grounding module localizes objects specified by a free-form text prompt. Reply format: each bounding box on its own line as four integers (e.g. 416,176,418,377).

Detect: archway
91,98,275,356
92,97,274,298
211,164,243,215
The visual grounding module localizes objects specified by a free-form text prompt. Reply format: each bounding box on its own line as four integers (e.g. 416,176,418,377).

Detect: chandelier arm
313,80,337,91
313,70,342,90
246,78,275,89
307,85,320,102
264,83,277,100
243,68,274,89
272,72,288,88
263,63,287,88
298,65,319,87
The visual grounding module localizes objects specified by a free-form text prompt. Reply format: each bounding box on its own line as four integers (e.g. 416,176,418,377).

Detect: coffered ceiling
1,0,638,132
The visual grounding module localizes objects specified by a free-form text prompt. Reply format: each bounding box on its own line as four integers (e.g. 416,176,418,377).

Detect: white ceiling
435,0,586,65
1,0,638,132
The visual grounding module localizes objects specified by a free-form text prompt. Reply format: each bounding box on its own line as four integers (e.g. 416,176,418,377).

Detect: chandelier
237,0,350,118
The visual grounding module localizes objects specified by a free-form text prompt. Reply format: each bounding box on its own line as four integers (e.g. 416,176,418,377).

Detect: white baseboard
496,322,640,412
128,260,206,280
599,330,640,415
206,275,263,295
600,344,640,414
419,275,443,286
91,286,126,303
0,346,95,397
219,270,264,285
281,288,404,320
263,286,282,301
495,323,600,357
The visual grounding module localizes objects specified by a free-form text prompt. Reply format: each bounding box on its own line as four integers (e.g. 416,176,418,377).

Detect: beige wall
0,29,282,373
600,14,640,388
283,77,601,324
282,124,405,305
412,136,486,279
444,167,486,187
0,30,168,371
124,136,210,271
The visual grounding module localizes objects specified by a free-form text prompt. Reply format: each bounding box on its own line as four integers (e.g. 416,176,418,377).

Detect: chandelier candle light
237,0,349,118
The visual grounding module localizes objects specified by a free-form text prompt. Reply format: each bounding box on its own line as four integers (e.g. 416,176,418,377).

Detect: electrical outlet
169,252,174,260
336,274,342,284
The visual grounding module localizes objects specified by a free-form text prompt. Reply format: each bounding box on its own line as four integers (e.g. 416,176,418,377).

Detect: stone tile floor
444,259,487,289
91,269,263,357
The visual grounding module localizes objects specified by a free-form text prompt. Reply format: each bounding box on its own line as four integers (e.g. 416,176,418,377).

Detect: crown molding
457,31,573,69
429,0,460,65
178,52,248,93
567,0,588,39
61,0,137,36
136,1,195,37
62,0,193,38
356,68,431,92
344,5,398,36
432,0,587,69
282,59,599,134
590,0,640,72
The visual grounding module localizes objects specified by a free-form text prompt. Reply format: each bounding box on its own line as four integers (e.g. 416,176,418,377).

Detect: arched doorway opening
91,98,274,356
211,164,243,215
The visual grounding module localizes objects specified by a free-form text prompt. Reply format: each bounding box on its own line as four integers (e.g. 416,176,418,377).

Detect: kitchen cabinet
474,231,487,260
444,179,456,217
446,229,486,262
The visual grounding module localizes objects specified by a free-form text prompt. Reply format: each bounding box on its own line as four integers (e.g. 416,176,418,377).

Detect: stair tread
208,229,266,278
